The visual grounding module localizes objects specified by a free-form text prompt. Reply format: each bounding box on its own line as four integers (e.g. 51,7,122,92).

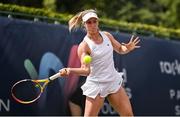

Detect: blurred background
0,0,180,116
1,0,180,29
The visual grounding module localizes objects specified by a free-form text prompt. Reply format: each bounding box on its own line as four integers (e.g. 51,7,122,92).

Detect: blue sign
0,17,180,116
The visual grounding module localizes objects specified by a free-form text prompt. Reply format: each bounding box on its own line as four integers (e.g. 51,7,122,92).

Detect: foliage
0,0,180,29
0,3,180,40
0,3,72,22
42,0,56,12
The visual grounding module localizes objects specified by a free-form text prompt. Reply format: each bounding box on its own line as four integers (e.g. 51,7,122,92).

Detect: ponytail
68,12,83,31
68,9,97,31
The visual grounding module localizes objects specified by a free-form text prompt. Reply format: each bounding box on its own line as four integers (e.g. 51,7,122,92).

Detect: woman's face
84,18,99,33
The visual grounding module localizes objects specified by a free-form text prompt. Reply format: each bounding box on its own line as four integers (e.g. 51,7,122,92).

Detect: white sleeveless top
84,31,121,83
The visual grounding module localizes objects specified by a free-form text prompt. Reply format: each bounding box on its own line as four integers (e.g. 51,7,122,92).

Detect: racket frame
11,73,60,104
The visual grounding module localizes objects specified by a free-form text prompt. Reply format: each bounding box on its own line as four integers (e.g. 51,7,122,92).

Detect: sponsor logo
0,99,10,112
159,59,180,76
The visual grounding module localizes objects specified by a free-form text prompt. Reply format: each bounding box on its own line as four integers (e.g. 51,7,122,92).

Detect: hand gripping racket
11,73,60,104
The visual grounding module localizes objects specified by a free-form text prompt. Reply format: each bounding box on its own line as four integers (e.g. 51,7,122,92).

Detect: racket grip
49,73,60,81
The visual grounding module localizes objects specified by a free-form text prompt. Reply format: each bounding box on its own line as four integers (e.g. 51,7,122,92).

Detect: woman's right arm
59,41,91,77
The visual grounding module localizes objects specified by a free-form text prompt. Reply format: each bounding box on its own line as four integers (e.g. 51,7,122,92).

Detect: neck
87,31,100,41
87,31,103,44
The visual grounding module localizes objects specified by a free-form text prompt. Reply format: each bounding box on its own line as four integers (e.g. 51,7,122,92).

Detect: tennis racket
11,73,60,104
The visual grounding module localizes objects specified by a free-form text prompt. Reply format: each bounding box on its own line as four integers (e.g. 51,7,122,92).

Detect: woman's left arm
104,31,140,54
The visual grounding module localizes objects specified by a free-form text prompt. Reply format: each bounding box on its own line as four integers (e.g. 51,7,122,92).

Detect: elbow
83,67,91,76
85,69,91,76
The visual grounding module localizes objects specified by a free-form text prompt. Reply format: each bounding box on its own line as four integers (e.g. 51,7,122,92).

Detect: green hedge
0,3,180,40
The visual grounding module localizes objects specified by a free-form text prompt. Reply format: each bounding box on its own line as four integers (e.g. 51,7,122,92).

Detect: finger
135,46,141,48
134,39,140,45
130,35,134,42
59,72,63,76
122,42,126,45
60,69,65,74
132,37,139,43
59,70,62,73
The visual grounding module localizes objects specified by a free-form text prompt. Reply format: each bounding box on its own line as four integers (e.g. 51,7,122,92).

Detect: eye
86,20,97,24
86,21,91,24
93,20,97,23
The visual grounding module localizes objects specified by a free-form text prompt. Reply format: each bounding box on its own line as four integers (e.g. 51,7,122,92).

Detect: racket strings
12,81,41,102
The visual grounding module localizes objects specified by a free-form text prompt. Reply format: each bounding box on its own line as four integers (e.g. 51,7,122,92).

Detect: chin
89,29,99,33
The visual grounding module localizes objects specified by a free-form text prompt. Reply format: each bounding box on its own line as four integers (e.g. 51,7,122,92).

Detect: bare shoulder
102,31,114,39
78,41,91,56
78,41,88,50
102,31,116,43
102,31,111,36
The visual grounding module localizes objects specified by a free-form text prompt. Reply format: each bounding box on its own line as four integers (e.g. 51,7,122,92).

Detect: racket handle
49,73,60,81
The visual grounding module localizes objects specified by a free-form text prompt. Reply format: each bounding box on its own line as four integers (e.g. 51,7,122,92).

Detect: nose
86,20,97,25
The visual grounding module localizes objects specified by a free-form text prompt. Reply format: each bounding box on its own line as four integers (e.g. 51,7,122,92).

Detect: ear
83,27,87,32
83,22,86,27
83,23,87,29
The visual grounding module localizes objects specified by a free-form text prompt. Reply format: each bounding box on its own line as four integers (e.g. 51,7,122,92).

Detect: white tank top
84,31,121,83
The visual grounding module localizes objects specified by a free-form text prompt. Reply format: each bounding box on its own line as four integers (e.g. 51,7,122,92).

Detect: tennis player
59,9,140,116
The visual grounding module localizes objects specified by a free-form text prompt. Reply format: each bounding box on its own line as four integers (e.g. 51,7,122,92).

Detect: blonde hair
68,9,97,31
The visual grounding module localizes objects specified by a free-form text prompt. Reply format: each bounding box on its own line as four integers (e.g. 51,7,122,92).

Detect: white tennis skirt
81,73,123,99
